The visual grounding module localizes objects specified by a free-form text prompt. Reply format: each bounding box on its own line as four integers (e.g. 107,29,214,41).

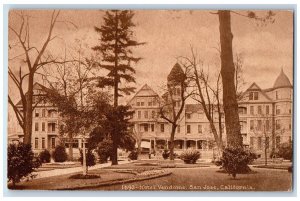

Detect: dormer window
249,92,258,100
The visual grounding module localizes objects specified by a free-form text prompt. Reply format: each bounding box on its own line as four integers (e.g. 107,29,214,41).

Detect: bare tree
43,41,99,160
8,10,65,145
179,47,224,156
159,63,190,160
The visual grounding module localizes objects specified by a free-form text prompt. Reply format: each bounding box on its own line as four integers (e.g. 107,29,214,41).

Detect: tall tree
216,10,275,148
8,11,63,145
93,10,145,165
218,10,243,148
159,63,190,160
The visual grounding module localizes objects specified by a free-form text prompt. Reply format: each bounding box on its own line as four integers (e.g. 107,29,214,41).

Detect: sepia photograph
6,8,293,192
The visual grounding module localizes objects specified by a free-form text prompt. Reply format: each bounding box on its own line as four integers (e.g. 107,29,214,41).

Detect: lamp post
82,137,87,176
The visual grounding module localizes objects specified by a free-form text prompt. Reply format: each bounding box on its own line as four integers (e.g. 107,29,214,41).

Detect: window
258,105,262,115
151,111,156,118
276,91,279,100
258,137,262,149
249,92,258,100
276,120,281,130
141,102,144,106
186,114,191,119
138,111,141,119
266,137,270,149
144,111,148,119
151,124,155,132
276,105,281,115
42,122,45,132
250,137,254,147
250,106,254,115
257,120,262,131
250,120,254,130
148,101,152,106
238,107,247,115
266,105,270,115
266,120,270,131
187,125,191,134
198,125,202,134
35,138,38,149
48,123,56,132
144,124,149,132
35,122,39,132
42,138,45,149
289,123,291,130
137,102,140,106
176,88,180,96
42,109,46,117
160,124,164,132
51,138,56,149
289,109,291,114
35,110,39,117
276,136,281,148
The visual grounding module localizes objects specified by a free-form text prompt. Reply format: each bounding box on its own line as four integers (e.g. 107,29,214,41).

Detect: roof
16,82,51,106
167,63,185,84
273,69,292,89
185,104,203,113
133,84,159,97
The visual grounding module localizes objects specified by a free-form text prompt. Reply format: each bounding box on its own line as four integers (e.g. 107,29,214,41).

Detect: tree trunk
218,10,243,149
169,125,176,160
68,134,73,161
24,74,34,145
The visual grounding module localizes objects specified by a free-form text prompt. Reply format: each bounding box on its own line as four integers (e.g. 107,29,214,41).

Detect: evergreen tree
93,10,145,165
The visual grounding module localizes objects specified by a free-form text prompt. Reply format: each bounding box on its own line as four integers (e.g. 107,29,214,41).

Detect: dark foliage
97,138,113,163
278,143,293,161
128,149,138,160
162,149,170,160
221,147,256,178
52,145,68,162
8,143,41,187
39,149,51,163
180,149,200,164
79,149,96,167
69,174,100,179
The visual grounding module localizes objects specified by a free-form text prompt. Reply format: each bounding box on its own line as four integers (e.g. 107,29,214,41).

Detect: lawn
96,166,292,191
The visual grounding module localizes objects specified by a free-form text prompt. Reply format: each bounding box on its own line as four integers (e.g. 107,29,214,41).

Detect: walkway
33,160,131,179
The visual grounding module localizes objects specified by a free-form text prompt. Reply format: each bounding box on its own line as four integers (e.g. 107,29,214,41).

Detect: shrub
79,149,96,167
8,143,41,187
221,147,255,179
39,149,51,163
180,149,200,164
97,139,113,163
162,149,170,160
52,145,68,162
278,143,292,161
128,150,138,160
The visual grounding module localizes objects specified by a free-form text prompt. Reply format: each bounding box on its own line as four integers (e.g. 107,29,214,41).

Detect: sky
8,9,294,107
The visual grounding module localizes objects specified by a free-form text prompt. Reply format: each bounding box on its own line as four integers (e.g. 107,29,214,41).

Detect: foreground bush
162,149,170,160
221,147,256,179
79,149,96,167
128,150,138,160
8,143,41,187
180,149,200,164
278,143,293,161
97,139,113,163
39,149,51,163
52,145,68,162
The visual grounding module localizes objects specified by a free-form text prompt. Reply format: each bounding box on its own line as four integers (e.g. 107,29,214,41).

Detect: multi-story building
128,66,292,159
8,66,292,160
8,83,83,157
238,69,293,157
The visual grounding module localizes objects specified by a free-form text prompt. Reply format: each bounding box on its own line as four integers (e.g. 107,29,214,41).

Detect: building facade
8,68,293,160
